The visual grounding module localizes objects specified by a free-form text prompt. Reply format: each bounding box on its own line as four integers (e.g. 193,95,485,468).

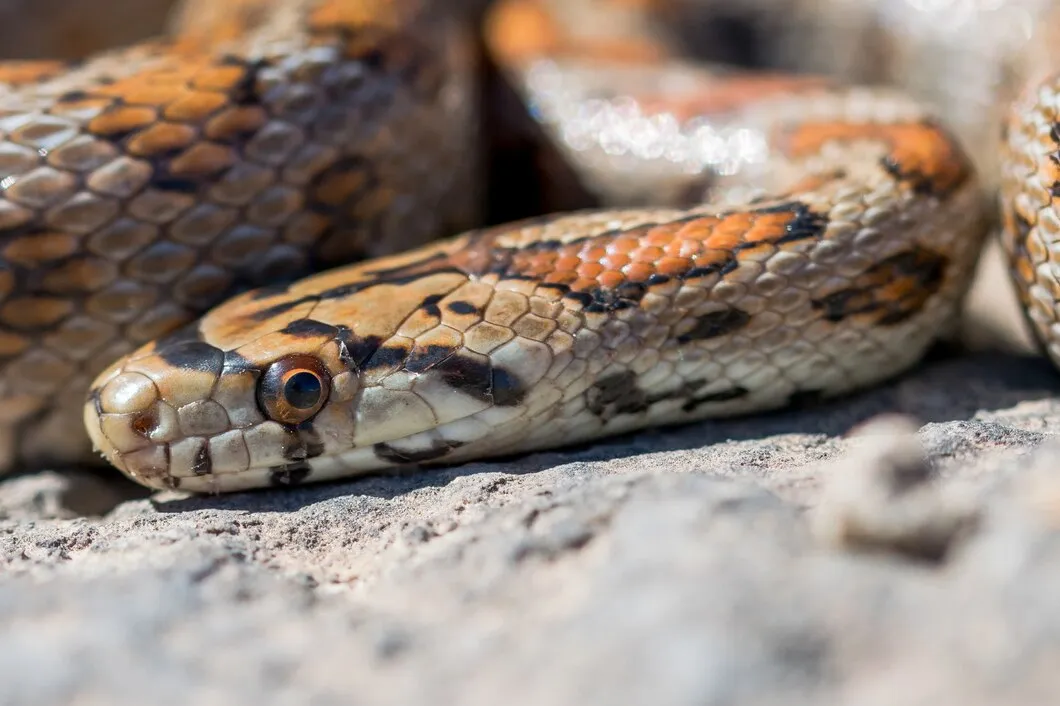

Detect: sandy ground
2,233,1060,705
0,0,1056,702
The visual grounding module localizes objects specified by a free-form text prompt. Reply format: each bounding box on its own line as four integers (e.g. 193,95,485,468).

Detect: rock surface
2,239,1060,705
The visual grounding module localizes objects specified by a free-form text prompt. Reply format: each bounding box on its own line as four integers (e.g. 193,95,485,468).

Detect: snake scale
0,0,1051,493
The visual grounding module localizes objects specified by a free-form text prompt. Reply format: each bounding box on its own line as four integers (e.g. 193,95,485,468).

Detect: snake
0,0,1054,493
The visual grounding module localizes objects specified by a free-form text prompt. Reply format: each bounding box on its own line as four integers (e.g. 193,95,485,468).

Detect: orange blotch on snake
88,106,158,137
598,271,626,289
2,232,79,266
97,81,188,108
164,91,230,122
657,256,692,277
205,106,268,142
623,262,655,281
0,332,29,357
309,0,407,31
191,65,252,93
486,0,665,65
554,254,581,272
544,270,578,286
313,168,370,207
0,297,73,329
0,61,69,85
41,258,118,294
600,253,631,271
576,261,604,279
782,121,969,195
0,266,12,299
127,122,197,158
169,143,237,179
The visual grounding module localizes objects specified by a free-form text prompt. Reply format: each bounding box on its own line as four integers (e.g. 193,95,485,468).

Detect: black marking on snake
335,328,382,371
1050,181,1060,199
250,283,292,300
281,318,338,338
556,280,653,313
587,373,747,420
580,282,652,313
267,426,325,484
433,353,491,403
228,57,269,106
587,371,648,418
678,308,752,343
1013,212,1033,243
292,421,325,460
148,176,200,193
770,202,829,245
881,157,935,196
491,368,529,407
192,442,211,476
681,386,749,412
374,439,464,465
153,321,204,349
813,248,947,325
87,386,103,416
589,373,701,419
363,343,411,373
419,294,445,318
404,344,456,375
248,265,467,321
446,301,478,315
0,221,50,244
363,251,450,278
363,33,441,97
683,258,739,281
1051,124,1060,145
358,47,386,71
57,89,91,103
269,462,311,487
157,341,225,376
430,353,526,407
222,350,255,370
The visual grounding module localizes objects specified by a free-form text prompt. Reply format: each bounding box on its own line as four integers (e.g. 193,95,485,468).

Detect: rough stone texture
2,236,1060,705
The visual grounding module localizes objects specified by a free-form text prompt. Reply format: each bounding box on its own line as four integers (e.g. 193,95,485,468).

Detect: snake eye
257,355,330,424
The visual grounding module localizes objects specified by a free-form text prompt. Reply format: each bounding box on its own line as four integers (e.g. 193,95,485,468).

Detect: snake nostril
131,410,158,438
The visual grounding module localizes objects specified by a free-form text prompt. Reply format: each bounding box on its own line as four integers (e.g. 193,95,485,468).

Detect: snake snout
82,321,364,492
85,369,177,486
83,337,252,489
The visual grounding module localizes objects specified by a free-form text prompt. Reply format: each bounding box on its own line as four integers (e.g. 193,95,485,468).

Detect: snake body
76,0,994,493
0,0,478,473
0,0,1054,492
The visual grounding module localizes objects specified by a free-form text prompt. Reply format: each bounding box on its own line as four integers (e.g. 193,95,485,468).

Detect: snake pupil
284,372,322,409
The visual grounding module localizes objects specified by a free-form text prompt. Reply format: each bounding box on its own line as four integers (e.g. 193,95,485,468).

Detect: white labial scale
352,387,438,447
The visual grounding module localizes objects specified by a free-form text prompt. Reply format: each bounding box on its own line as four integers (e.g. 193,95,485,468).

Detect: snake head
82,253,530,493
83,309,363,493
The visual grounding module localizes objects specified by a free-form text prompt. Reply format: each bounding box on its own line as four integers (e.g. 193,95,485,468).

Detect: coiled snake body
0,0,1052,492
